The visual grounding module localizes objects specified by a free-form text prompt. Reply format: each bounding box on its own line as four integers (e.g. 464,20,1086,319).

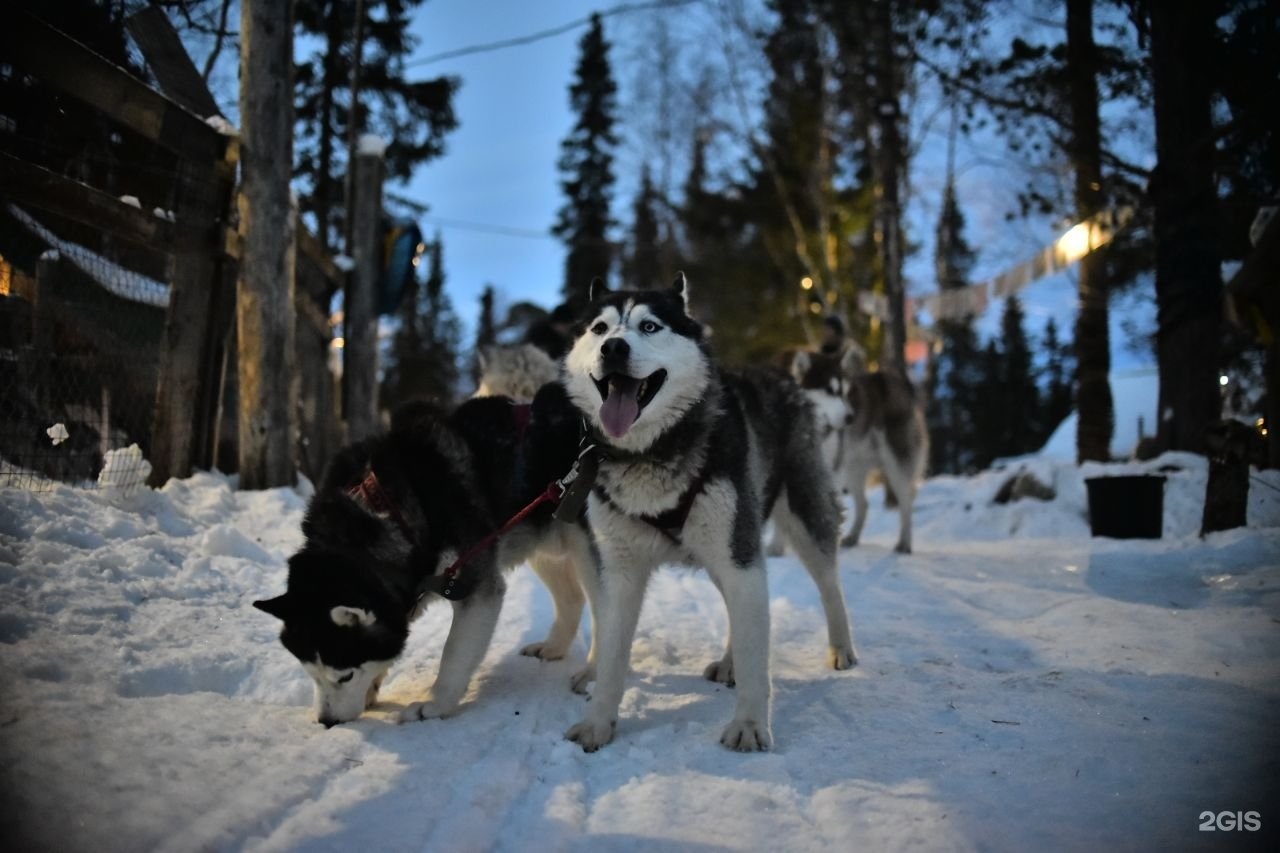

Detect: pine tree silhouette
294,0,458,249
553,13,618,305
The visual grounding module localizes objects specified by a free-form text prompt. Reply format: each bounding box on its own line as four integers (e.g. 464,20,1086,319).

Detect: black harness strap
596,465,713,543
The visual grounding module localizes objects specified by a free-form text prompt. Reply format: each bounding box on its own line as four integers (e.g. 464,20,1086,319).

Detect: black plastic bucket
1085,475,1165,539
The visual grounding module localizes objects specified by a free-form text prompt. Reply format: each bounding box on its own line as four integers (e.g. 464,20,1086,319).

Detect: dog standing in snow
559,273,856,753
784,345,928,554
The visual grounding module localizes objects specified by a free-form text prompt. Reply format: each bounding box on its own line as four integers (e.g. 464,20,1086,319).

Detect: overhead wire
404,0,704,68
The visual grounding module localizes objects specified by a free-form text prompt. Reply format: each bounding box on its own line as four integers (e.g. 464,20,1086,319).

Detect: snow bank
0,461,1276,850
357,133,387,157
853,451,1280,546
1040,368,1158,459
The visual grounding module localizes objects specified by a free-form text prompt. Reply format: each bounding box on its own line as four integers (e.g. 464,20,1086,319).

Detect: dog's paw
829,644,858,670
894,541,912,554
398,700,456,723
520,641,568,661
703,657,735,687
569,664,595,694
565,717,616,752
720,718,772,752
840,533,860,549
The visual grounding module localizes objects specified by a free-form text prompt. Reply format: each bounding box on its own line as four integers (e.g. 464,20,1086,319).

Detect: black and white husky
253,395,599,727
561,273,856,752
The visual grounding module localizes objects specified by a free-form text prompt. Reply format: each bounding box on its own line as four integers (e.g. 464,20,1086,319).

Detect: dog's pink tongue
600,379,640,438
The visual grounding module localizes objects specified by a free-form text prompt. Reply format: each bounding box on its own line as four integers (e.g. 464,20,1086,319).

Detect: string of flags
854,206,1137,324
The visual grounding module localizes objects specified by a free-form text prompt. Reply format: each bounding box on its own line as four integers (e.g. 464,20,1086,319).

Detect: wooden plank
0,152,215,252
126,7,222,120
1,11,226,163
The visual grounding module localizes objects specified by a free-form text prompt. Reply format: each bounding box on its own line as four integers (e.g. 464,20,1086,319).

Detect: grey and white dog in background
474,343,560,402
785,346,928,554
560,273,856,753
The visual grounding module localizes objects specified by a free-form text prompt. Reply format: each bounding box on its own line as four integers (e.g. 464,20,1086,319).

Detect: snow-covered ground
1,456,1278,852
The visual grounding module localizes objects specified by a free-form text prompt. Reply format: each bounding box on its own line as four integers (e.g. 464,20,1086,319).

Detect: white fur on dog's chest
596,459,694,516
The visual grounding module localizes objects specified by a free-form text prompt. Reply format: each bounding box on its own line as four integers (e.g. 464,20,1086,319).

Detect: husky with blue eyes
561,273,857,753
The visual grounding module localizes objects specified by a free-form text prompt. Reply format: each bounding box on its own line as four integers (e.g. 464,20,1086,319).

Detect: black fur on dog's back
269,386,586,671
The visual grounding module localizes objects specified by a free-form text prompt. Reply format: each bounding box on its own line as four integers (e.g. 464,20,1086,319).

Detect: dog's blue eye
639,320,661,334
591,322,608,335
336,672,354,684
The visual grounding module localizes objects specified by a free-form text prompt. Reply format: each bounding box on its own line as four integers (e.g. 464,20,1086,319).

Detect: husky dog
561,273,856,753
474,343,560,402
253,393,599,727
786,347,928,554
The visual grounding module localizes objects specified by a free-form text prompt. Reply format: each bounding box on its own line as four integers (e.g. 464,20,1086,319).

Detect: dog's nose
601,337,630,368
319,716,340,729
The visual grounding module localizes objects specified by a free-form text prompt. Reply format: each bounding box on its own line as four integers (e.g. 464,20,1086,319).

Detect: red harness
344,404,595,601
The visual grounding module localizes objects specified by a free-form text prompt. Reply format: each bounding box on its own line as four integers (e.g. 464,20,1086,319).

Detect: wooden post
148,153,235,487
236,0,297,489
344,136,385,442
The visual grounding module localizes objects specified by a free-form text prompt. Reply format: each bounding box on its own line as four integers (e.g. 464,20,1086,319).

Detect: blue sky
399,0,607,331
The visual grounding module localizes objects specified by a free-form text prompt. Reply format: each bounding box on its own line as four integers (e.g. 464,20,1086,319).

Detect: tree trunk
315,0,343,251
344,139,384,442
237,0,297,489
874,0,908,375
1066,0,1113,462
1150,0,1223,454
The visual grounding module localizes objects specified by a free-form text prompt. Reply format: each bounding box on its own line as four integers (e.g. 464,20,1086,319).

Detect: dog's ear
253,595,292,621
788,350,811,385
330,605,377,629
588,276,608,303
839,343,867,380
672,271,689,313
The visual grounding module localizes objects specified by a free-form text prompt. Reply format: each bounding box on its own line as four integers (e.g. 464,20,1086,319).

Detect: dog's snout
319,716,340,729
601,337,630,367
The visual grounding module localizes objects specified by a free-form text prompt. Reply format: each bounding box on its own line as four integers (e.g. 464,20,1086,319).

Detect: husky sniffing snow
560,273,856,753
253,396,600,727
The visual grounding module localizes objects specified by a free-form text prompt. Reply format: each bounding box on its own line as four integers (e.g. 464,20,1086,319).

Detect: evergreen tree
927,180,983,473
969,297,1043,469
381,235,462,407
971,339,1007,469
998,295,1042,455
553,13,618,304
294,0,459,250
1040,317,1074,442
623,167,662,288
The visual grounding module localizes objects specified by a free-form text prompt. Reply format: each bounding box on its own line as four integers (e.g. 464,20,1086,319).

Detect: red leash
430,438,598,600
439,482,561,581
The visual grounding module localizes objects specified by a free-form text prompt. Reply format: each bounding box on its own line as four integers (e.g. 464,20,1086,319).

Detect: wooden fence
0,9,343,488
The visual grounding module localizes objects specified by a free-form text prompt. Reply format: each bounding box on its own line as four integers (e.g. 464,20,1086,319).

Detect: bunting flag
900,206,1137,323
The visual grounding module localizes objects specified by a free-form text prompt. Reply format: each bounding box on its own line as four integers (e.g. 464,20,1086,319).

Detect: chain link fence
1,203,171,491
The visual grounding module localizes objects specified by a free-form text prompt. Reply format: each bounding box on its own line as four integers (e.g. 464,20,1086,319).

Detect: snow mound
96,444,151,492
